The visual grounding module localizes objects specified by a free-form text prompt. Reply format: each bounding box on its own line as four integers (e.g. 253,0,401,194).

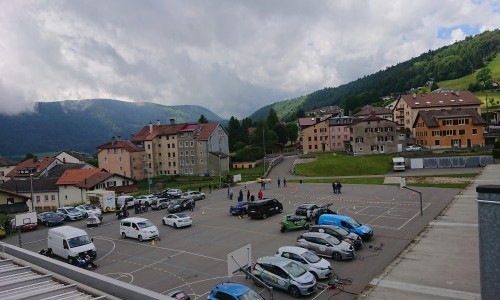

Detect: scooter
116,210,129,219
134,205,148,214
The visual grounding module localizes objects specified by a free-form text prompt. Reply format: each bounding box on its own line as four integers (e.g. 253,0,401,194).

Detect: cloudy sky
0,0,499,119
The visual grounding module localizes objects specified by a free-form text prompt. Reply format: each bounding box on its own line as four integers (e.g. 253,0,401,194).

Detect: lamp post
29,173,34,212
219,154,222,188
146,162,151,194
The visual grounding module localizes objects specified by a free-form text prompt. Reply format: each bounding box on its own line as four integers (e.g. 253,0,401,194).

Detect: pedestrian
332,182,336,194
337,181,342,194
198,186,202,192
209,182,212,194
258,190,263,200
283,177,287,187
239,189,243,202
263,181,266,190
246,190,250,201
229,189,234,200
189,198,194,211
250,195,255,202
227,187,230,199
277,177,281,188
4,219,11,236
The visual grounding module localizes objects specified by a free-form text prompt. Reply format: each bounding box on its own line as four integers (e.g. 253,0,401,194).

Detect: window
51,195,55,201
472,129,478,135
458,119,466,125
445,120,453,126
435,140,440,146
355,137,363,143
459,129,465,135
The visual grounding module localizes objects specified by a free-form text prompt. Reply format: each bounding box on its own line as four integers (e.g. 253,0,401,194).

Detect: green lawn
295,153,395,176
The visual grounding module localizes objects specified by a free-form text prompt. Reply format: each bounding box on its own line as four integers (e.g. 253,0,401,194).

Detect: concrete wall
408,155,494,169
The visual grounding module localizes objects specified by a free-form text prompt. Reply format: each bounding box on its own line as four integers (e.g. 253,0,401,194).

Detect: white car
162,213,192,228
166,189,183,198
134,195,157,206
275,246,332,280
406,145,422,151
75,204,102,218
181,191,206,201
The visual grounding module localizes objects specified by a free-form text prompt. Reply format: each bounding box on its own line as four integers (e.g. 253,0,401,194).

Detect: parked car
37,212,65,227
406,144,422,151
309,225,362,250
166,290,190,300
252,256,317,297
275,246,332,280
120,217,159,242
13,220,38,232
150,198,171,210
247,198,283,219
134,195,157,207
56,207,84,221
181,191,206,201
75,204,102,218
0,226,5,238
312,203,337,224
229,201,249,215
296,232,355,261
167,198,195,213
295,203,320,221
280,214,310,232
318,214,373,241
208,282,264,300
86,214,102,227
162,213,192,228
166,188,183,198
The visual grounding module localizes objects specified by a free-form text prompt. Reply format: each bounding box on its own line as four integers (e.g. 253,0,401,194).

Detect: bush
493,149,500,159
234,146,264,162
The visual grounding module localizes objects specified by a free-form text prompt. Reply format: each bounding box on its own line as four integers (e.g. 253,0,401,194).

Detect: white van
392,157,406,171
116,195,135,208
120,217,159,242
47,226,96,263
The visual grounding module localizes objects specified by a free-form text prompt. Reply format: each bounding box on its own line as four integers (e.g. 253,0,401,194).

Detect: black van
247,198,283,219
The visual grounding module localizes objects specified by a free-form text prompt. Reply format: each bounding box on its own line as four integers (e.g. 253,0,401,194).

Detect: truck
392,157,406,171
86,190,116,212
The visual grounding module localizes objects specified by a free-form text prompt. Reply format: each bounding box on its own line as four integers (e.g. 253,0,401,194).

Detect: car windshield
137,220,154,229
68,235,92,248
325,235,341,245
45,212,59,219
282,261,307,278
302,250,321,263
171,200,182,205
240,288,264,300
347,217,362,228
334,226,349,236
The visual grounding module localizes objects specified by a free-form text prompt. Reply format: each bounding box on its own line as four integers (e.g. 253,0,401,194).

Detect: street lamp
29,173,34,212
146,162,151,194
219,155,222,188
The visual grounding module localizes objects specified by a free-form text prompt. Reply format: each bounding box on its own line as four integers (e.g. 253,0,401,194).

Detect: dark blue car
208,282,263,300
229,201,249,215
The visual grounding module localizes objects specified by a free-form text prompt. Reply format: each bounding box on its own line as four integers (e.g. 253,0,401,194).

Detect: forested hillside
250,29,500,121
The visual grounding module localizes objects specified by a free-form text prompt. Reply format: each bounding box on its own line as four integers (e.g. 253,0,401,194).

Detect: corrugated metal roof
0,258,106,300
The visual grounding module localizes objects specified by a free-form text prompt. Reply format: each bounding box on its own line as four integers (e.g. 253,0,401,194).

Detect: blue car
318,214,373,241
229,201,249,215
208,282,263,300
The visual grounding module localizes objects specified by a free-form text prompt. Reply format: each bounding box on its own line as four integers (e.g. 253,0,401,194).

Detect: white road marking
370,279,480,299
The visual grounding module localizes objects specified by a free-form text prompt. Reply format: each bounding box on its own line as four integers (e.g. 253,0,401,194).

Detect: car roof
256,256,294,267
212,282,250,296
298,203,317,208
301,232,331,239
277,246,308,255
312,224,342,231
121,217,149,222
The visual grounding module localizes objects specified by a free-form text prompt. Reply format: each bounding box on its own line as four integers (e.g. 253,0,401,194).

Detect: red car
16,222,38,232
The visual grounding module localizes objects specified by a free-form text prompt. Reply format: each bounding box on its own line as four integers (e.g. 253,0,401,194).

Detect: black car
37,212,65,227
167,198,195,213
295,203,320,221
313,203,337,224
247,198,283,219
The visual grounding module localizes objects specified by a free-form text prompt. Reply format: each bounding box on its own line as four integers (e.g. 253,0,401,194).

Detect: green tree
22,153,35,162
267,108,280,129
476,68,492,90
198,114,208,124
286,122,299,143
226,116,242,152
295,108,305,119
274,124,288,145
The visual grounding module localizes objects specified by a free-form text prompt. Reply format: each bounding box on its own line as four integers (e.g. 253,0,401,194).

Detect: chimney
156,119,160,126
117,136,121,141
170,118,175,125
412,93,416,99
149,122,153,133
111,136,116,145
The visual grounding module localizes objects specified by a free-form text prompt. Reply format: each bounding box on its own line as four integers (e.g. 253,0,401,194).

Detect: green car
280,214,310,233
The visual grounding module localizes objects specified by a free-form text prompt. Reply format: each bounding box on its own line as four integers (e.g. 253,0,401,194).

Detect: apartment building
299,116,331,154
354,105,393,121
328,116,354,152
392,91,482,131
351,114,401,155
97,138,146,180
413,108,485,149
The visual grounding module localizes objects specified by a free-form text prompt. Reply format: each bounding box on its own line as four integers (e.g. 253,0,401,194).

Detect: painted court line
371,279,480,300
397,203,431,230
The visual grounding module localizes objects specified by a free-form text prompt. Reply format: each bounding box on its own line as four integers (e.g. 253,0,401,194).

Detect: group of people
276,177,287,188
332,181,343,194
74,254,99,270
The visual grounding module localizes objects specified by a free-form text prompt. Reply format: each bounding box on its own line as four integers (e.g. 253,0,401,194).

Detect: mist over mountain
0,99,224,157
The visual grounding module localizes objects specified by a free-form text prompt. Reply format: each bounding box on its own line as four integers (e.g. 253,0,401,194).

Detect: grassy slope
438,54,500,108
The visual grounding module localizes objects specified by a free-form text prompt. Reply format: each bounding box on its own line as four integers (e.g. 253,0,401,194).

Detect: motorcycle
116,210,129,219
134,204,148,214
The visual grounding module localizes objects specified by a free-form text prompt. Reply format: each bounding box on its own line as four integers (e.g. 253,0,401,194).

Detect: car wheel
262,214,267,219
311,272,319,281
121,232,126,239
67,256,74,265
201,195,205,200
162,219,166,225
138,235,143,242
280,226,286,233
174,223,178,229
289,285,301,298
304,224,310,230
332,252,342,261
65,216,70,221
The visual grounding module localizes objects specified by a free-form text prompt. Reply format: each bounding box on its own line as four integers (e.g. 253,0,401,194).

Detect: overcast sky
0,0,499,119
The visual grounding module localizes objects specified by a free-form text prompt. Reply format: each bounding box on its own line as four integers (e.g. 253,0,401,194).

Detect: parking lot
4,181,460,299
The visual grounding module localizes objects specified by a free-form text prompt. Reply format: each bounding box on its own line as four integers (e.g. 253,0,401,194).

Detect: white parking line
371,279,480,299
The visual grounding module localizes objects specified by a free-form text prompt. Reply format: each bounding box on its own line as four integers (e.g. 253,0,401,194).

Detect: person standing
337,181,342,194
189,198,194,211
277,177,281,188
209,182,212,194
246,190,250,201
229,189,234,200
238,189,243,202
332,182,336,194
258,190,263,200
227,187,230,199
4,219,11,236
283,177,287,187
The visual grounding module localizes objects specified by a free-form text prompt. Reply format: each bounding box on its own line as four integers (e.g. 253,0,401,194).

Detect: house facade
328,116,354,152
392,91,482,131
97,138,146,180
413,108,486,149
351,114,400,155
0,156,16,184
55,151,91,164
354,105,393,121
6,157,63,180
0,189,29,214
300,117,331,154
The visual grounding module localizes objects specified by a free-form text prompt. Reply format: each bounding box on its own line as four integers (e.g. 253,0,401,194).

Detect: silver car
252,256,316,297
296,232,355,261
275,246,332,280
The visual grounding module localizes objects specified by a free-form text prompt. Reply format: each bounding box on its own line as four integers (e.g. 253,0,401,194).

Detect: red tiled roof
415,108,485,128
6,157,58,178
196,122,219,140
96,140,144,152
179,124,198,132
56,168,104,185
77,172,114,189
130,123,189,142
401,91,481,109
298,115,332,127
354,105,392,116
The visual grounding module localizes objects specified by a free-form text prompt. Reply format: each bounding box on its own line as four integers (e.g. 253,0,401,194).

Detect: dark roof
354,105,392,117
414,108,486,128
0,156,17,167
46,163,88,178
96,140,144,152
401,91,481,109
56,150,91,161
0,188,30,199
352,113,396,125
328,116,355,126
131,123,189,142
0,177,59,194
